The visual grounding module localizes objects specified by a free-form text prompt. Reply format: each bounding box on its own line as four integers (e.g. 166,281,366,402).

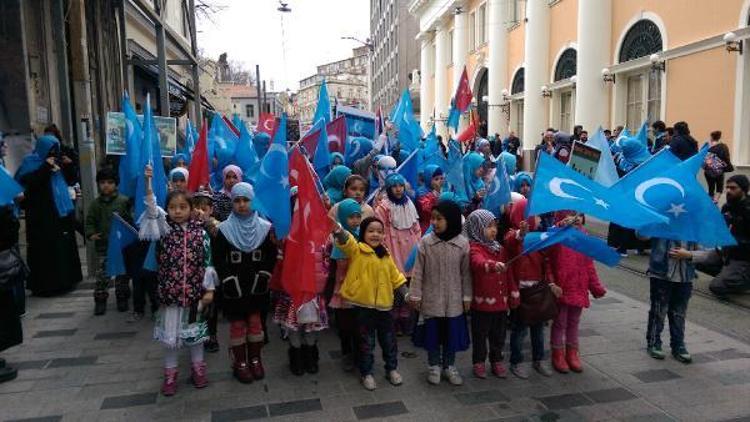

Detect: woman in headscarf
212,165,243,221
14,135,81,296
464,152,487,213
212,182,277,383
171,153,189,169
513,172,533,198
331,152,345,168
609,136,651,256
417,165,444,234
323,165,352,205
168,167,189,192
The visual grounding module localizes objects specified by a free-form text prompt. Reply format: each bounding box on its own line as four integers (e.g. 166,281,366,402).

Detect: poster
105,112,177,157
567,141,601,180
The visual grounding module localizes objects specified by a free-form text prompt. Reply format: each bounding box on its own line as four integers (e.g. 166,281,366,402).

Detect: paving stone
577,328,600,337
35,312,75,319
93,331,138,340
353,401,408,420
717,370,750,386
267,398,322,417
591,297,622,305
620,414,678,422
632,369,682,383
12,359,50,370
534,393,594,410
584,387,638,404
454,389,509,405
712,349,750,361
5,417,63,422
47,356,98,368
99,392,158,409
33,329,77,338
210,405,269,422
690,352,719,364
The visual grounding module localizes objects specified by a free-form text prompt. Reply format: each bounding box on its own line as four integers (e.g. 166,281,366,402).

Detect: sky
197,0,370,93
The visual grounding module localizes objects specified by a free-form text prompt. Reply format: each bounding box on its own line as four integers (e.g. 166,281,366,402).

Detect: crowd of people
0,118,748,400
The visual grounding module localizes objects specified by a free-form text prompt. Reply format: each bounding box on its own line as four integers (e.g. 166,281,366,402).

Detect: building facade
370,0,421,114
297,47,369,127
410,0,750,170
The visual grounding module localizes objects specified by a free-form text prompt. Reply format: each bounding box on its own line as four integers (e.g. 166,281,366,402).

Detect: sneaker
510,364,528,380
491,362,508,378
127,312,144,323
442,366,463,385
361,374,377,391
386,370,403,386
473,363,487,379
427,365,441,385
647,346,666,360
672,347,692,364
533,361,552,377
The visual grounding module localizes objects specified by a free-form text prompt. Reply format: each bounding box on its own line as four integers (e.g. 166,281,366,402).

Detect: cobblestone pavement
4,268,750,422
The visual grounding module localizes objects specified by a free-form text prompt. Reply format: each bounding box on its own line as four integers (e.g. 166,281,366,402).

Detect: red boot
161,367,178,396
566,345,583,373
551,347,569,373
248,341,265,380
230,344,254,383
190,361,209,388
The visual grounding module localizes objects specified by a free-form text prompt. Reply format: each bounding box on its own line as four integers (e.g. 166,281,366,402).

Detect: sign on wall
105,111,177,157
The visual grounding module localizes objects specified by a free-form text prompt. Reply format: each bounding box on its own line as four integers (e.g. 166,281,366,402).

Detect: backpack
703,152,727,178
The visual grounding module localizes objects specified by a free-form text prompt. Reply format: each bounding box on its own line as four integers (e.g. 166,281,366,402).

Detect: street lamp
650,53,666,72
602,67,616,83
724,32,744,54
277,1,291,12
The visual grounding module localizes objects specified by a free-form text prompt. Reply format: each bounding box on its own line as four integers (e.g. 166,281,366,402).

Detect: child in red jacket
465,210,519,379
548,212,607,374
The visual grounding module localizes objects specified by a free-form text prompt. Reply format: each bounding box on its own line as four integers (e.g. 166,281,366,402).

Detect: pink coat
549,244,606,308
375,202,422,277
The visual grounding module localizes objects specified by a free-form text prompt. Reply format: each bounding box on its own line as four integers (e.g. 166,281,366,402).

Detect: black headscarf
358,217,389,258
433,200,463,241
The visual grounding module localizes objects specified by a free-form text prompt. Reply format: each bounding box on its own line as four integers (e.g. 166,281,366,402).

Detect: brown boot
247,341,265,380
230,344,253,383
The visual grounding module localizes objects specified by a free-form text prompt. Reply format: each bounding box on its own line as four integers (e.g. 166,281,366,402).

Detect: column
522,0,550,160
575,0,611,131
453,7,469,131
419,34,435,131
487,0,508,136
434,24,449,137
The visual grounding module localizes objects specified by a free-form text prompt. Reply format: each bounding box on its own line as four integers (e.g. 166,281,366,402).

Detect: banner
567,141,601,180
337,105,375,139
106,111,176,157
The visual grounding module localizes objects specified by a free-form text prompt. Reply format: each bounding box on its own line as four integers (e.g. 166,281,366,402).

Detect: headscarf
513,172,533,194
464,209,501,252
168,167,189,183
15,135,74,217
500,151,517,177
218,182,272,252
384,173,419,229
331,198,362,260
323,165,352,205
508,196,536,231
475,138,490,153
171,153,188,168
371,155,397,193
385,173,409,205
433,199,463,241
418,164,443,197
331,152,345,167
221,164,243,194
463,152,486,200
618,136,651,173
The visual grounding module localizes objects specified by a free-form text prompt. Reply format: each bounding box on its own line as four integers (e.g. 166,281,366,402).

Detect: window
508,0,521,26
477,4,486,45
511,68,525,94
619,20,663,63
513,100,524,135
554,49,577,81
469,12,476,50
626,75,643,130
448,30,454,64
559,91,572,133
246,104,254,118
647,70,661,122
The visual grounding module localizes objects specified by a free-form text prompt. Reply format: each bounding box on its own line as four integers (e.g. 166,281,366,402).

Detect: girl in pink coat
548,212,607,374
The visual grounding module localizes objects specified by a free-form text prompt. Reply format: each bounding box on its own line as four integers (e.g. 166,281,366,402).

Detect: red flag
299,115,348,156
454,66,473,113
187,121,210,191
457,110,477,143
281,152,333,308
222,115,240,137
257,113,277,137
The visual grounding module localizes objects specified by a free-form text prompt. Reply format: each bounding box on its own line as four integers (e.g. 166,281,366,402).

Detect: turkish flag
257,113,277,138
281,151,333,307
457,110,477,143
187,121,210,191
299,115,348,157
454,66,473,113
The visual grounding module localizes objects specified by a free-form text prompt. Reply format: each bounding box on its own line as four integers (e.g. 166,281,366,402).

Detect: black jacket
722,196,750,262
669,134,698,161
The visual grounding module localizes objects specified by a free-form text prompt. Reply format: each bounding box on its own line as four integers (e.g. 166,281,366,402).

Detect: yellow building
410,0,750,169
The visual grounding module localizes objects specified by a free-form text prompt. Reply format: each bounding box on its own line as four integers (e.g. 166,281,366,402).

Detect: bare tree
227,60,254,85
194,0,226,24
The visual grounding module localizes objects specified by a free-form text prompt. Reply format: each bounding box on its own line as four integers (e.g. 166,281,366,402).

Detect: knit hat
728,174,749,193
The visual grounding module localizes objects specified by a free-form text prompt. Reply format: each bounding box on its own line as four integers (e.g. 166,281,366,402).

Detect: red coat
469,242,519,312
504,230,553,283
417,191,438,234
549,244,606,308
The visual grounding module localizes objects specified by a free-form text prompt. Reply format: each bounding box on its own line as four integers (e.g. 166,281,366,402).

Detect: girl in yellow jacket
333,216,408,391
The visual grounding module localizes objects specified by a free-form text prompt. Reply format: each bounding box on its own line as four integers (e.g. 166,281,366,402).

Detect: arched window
511,68,525,94
619,19,663,63
554,49,577,82
475,68,489,130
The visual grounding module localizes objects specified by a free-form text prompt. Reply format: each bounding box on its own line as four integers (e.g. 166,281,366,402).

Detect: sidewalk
3,278,750,421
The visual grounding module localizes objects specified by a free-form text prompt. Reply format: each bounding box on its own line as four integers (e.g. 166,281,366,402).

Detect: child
417,165,444,235
85,167,131,315
326,199,363,372
323,165,352,205
465,209,519,379
548,212,606,373
409,200,471,386
168,167,189,192
464,152,487,212
212,165,242,221
332,217,408,391
193,190,221,352
140,169,215,396
375,173,421,335
329,175,374,220
212,183,278,383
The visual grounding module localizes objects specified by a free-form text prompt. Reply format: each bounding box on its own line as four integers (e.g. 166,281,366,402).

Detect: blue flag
612,146,736,247
586,127,619,187
313,122,332,179
235,122,260,180
313,80,332,126
446,99,460,132
397,149,420,200
254,114,291,238
523,226,576,255
482,162,512,218
106,213,139,277
134,94,167,219
404,226,433,272
119,93,142,198
635,121,648,146
391,90,422,152
0,165,23,206
528,152,667,229
445,140,468,205
523,226,621,267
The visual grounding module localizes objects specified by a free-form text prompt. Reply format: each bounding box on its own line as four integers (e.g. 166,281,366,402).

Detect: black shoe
288,347,304,376
204,337,220,353
94,292,108,316
0,366,17,383
302,344,319,374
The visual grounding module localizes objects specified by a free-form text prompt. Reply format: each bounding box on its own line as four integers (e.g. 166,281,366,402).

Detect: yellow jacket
337,234,407,311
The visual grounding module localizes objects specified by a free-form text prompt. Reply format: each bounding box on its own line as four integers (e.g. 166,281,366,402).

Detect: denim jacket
648,238,697,283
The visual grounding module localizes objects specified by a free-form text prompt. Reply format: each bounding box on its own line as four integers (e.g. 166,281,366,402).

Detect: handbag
296,299,320,324
517,282,559,326
0,246,28,288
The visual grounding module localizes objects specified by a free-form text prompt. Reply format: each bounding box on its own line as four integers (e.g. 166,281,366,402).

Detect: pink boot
191,361,208,388
161,367,178,396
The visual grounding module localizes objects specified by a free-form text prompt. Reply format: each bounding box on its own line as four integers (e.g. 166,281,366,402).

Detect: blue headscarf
15,135,74,217
418,164,443,197
618,136,651,174
332,198,361,259
463,152,486,200
500,151,517,177
218,182,272,252
323,165,352,205
171,152,189,168
385,173,408,205
331,152,345,167
513,171,533,194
